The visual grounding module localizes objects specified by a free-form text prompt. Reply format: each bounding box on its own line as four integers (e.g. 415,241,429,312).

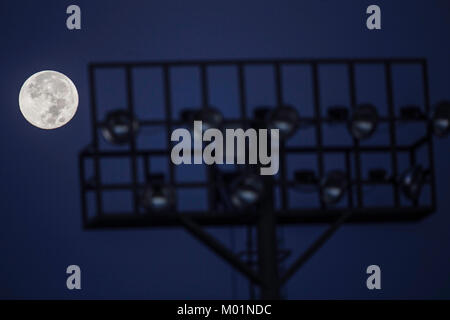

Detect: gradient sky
0,0,449,299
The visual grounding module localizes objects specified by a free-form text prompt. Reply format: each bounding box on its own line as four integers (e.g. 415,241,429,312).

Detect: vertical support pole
163,65,175,193
237,63,250,176
143,155,150,180
200,64,217,212
348,62,363,207
421,60,437,211
274,63,288,210
125,66,140,215
345,150,354,208
88,64,103,217
384,62,400,206
78,153,88,227
238,63,255,299
200,64,210,109
257,178,280,300
238,63,248,128
230,227,237,300
312,63,325,209
409,147,419,207
246,225,256,300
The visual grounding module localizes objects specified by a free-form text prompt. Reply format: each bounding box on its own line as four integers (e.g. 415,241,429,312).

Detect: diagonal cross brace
280,211,353,285
179,215,262,286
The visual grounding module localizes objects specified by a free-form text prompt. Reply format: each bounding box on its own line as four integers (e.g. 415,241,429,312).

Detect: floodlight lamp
267,105,300,139
141,184,175,211
181,106,224,135
432,100,450,137
230,173,265,209
101,110,139,145
321,170,348,205
141,174,175,211
400,165,425,201
349,104,379,140
195,107,224,132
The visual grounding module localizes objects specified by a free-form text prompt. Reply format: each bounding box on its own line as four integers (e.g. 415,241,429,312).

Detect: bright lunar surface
19,70,79,129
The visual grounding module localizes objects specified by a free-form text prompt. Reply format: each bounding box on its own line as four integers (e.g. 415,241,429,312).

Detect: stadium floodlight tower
79,58,445,299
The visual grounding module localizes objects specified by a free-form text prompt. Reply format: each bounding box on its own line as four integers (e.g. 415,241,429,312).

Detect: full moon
19,70,79,129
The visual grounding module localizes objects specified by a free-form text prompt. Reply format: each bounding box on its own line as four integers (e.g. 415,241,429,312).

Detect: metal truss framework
79,58,436,299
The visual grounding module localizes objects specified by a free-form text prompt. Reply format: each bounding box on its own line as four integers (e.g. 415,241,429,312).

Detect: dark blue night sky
0,0,449,299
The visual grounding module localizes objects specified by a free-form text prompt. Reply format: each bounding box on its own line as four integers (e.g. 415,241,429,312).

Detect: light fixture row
139,163,427,213
139,171,265,212
98,102,444,211
294,165,427,205
99,101,450,145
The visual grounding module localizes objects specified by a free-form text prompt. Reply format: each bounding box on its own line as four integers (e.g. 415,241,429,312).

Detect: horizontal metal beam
83,207,433,229
80,144,417,159
83,177,432,191
90,58,426,68
101,116,429,129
